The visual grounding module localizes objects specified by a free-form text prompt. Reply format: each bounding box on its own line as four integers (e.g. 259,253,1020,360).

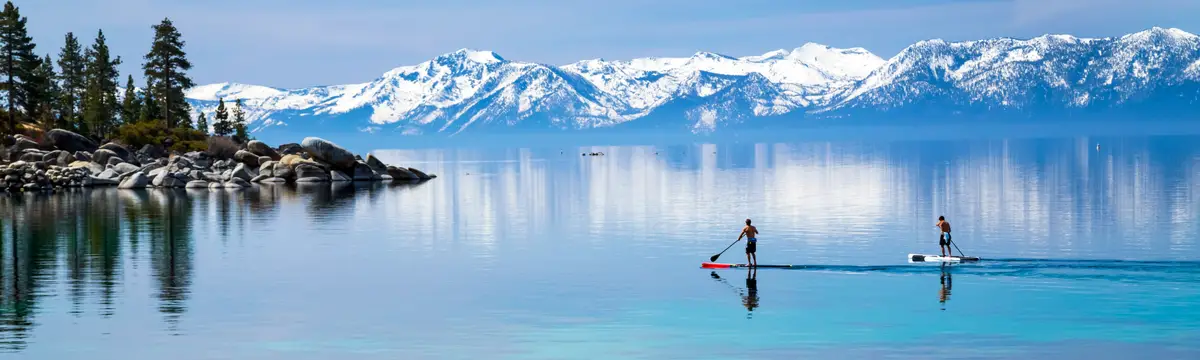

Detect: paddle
949,238,967,258
710,238,742,262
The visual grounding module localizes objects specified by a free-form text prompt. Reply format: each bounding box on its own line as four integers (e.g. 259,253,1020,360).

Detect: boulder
300,137,356,170
200,172,225,182
258,156,272,165
294,163,328,180
106,157,125,167
96,169,117,180
258,161,277,178
230,163,254,182
234,150,260,167
88,176,119,186
41,150,64,163
387,166,419,181
92,149,119,166
352,162,375,181
365,154,387,171
73,151,92,162
247,140,282,160
99,143,133,162
330,170,352,182
224,178,249,189
112,162,140,175
408,167,432,180
183,151,211,169
148,167,168,178
185,180,209,188
118,172,150,189
273,161,295,179
295,176,328,183
137,144,167,161
168,155,195,170
259,177,287,183
18,152,44,163
277,143,303,155
250,174,268,183
45,129,98,153
208,181,223,189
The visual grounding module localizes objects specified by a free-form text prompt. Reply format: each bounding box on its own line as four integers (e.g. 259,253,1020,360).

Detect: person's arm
737,227,746,240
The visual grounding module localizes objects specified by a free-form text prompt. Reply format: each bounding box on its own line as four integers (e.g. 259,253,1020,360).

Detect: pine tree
138,77,158,124
0,1,37,133
232,98,248,141
121,75,140,123
28,54,57,127
82,29,121,138
196,111,208,134
142,18,194,128
212,97,230,136
57,32,85,132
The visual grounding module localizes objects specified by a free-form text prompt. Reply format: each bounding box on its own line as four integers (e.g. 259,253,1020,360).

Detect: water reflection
709,269,761,319
939,263,952,311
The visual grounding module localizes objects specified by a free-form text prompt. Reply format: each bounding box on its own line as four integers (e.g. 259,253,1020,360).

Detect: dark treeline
0,1,248,148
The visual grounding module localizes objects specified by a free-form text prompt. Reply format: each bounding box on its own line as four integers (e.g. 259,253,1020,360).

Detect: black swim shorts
745,241,757,254
939,232,952,246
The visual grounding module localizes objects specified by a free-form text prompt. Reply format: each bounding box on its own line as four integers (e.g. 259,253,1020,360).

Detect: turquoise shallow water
1,134,1199,359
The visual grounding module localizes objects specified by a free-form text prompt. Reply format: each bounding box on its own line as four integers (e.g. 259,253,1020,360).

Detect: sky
21,0,1200,89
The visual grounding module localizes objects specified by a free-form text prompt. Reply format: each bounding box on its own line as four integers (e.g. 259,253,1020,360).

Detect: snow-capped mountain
186,27,1200,143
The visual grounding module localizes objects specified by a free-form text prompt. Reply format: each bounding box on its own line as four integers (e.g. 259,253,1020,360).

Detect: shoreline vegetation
0,1,435,191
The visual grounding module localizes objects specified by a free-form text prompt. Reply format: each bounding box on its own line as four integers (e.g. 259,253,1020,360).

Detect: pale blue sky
22,0,1200,89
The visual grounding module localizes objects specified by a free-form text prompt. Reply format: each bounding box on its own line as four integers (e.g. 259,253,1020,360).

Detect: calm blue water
2,134,1199,359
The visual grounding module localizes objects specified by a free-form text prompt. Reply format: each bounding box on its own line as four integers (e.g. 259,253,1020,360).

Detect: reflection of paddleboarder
939,263,952,310
742,268,759,317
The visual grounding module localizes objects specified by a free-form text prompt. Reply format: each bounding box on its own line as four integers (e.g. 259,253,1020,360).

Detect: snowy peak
440,48,506,64
184,82,286,101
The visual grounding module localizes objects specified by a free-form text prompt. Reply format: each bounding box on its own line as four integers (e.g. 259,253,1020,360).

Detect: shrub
112,121,208,153
206,136,239,159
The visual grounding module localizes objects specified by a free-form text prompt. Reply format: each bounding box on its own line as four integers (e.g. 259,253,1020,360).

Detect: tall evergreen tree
143,18,193,128
82,30,121,138
212,97,230,136
0,1,37,132
121,75,140,123
138,77,158,124
232,99,248,141
195,111,207,134
28,54,57,127
57,32,85,132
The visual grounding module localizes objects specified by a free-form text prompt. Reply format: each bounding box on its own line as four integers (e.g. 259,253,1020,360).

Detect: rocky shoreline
2,129,435,192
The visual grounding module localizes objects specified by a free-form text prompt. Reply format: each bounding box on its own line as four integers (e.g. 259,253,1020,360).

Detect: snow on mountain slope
185,28,1200,140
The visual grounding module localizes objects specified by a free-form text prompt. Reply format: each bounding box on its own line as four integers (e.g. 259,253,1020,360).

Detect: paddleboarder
935,216,952,257
738,219,759,267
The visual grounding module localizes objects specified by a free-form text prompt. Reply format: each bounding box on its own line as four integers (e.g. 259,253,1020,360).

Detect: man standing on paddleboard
739,219,759,267
936,216,952,257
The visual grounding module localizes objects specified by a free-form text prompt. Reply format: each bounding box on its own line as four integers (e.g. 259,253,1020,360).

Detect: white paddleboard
908,254,980,263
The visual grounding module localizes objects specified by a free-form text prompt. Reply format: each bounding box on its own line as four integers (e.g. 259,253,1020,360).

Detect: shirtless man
738,219,759,267
935,216,952,257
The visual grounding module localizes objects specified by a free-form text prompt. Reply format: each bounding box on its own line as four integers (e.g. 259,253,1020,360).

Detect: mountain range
185,27,1200,144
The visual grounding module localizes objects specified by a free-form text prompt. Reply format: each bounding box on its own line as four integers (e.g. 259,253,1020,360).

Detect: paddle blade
710,254,720,262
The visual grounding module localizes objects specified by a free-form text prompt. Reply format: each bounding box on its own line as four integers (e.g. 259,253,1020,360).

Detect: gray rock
247,140,282,160
258,156,272,165
73,151,92,162
277,143,303,155
118,172,150,189
250,174,268,183
273,162,295,179
83,162,104,176
113,162,140,175
259,161,277,178
330,170,352,182
260,177,287,183
88,176,119,186
45,129,98,153
200,172,225,182
365,154,387,171
185,180,209,188
230,163,254,182
408,167,432,180
352,162,375,181
169,155,195,170
18,152,43,163
152,171,170,187
234,150,260,167
42,150,65,163
12,137,39,152
209,181,223,189
106,157,124,167
295,176,329,183
224,178,250,189
99,143,133,162
387,166,419,181
148,167,168,178
96,169,117,179
184,151,211,169
138,144,166,160
300,137,356,170
294,163,328,180
92,149,119,166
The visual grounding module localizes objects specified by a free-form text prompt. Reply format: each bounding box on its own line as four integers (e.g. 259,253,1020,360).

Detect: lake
1,133,1199,359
